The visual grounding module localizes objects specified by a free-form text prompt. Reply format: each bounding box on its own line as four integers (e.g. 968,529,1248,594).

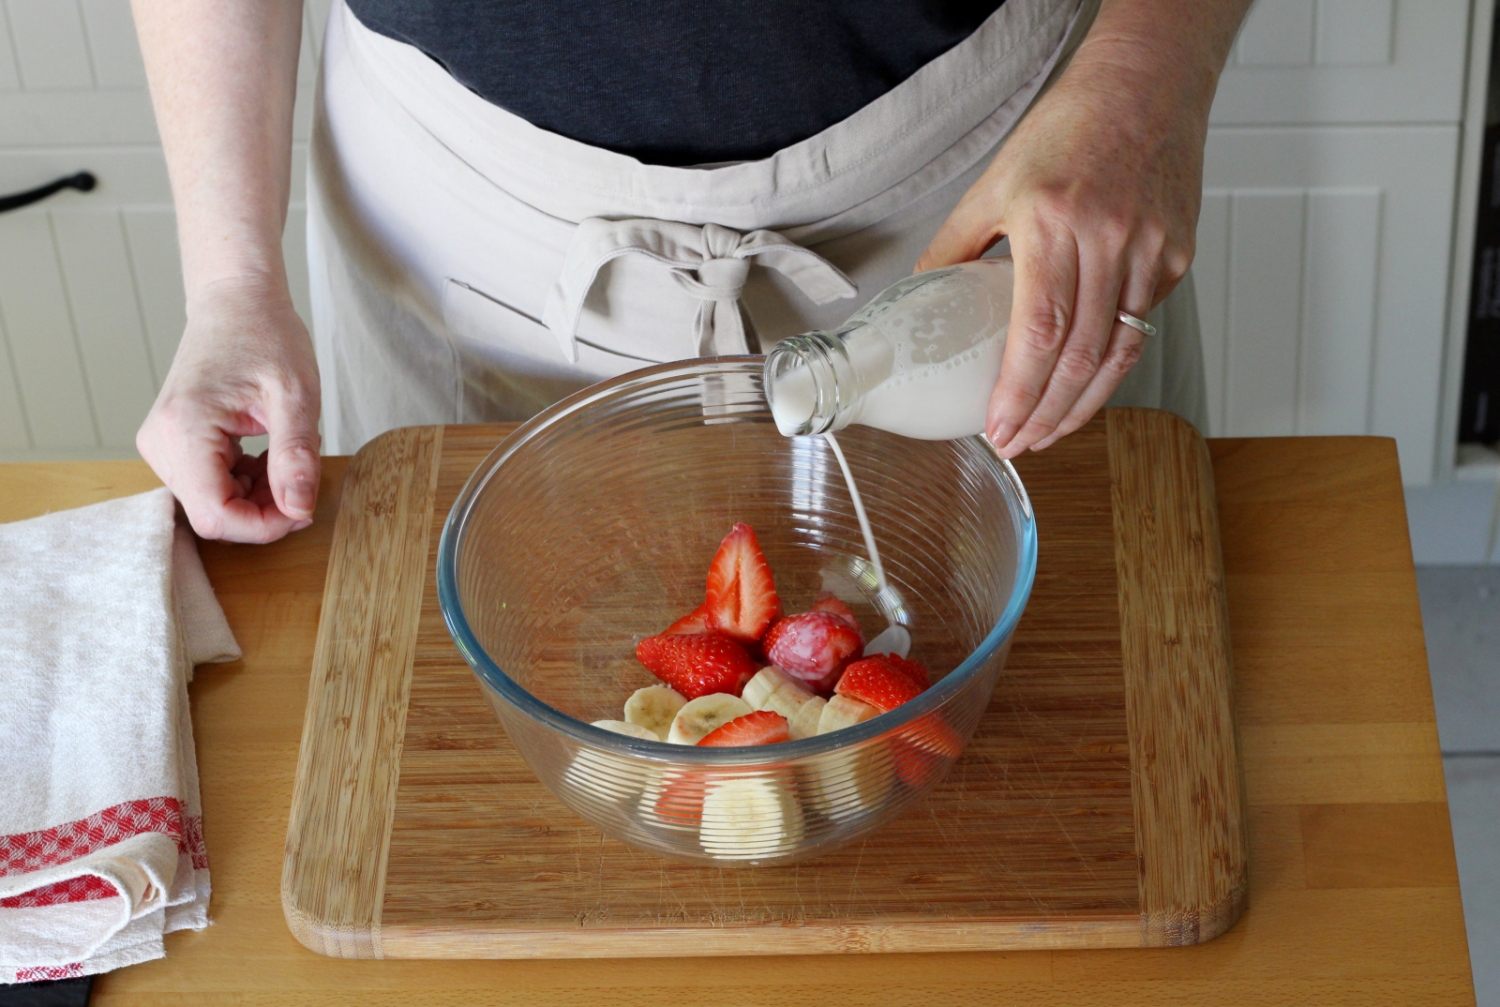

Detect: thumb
265,382,321,522
916,201,1002,273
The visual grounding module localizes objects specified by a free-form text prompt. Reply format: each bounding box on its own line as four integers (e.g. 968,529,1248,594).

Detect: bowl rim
437,356,1038,766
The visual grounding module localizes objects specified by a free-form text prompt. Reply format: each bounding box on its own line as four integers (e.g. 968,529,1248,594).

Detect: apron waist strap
542,218,857,361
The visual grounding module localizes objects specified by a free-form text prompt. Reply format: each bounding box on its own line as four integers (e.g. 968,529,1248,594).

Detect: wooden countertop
0,435,1475,1006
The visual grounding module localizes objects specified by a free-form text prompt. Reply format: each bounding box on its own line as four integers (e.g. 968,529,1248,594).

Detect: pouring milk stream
762,257,1015,657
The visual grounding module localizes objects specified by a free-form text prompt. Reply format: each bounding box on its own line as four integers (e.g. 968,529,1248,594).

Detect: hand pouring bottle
764,257,1013,440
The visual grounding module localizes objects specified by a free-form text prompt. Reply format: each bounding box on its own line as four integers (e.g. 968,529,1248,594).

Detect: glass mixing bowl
438,357,1036,866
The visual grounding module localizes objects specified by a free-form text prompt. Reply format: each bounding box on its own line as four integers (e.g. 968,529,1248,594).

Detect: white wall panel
1195,193,1231,435
0,92,158,145
1202,126,1460,482
1213,0,1467,124
1227,192,1306,436
79,0,145,89
0,213,96,449
0,5,21,92
0,314,29,450
0,148,170,204
52,209,159,446
6,0,93,90
1315,0,1396,65
122,208,184,385
1237,0,1317,66
1299,189,1380,434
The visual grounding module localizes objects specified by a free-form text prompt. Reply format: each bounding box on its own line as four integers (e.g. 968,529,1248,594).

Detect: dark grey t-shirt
346,1,1005,166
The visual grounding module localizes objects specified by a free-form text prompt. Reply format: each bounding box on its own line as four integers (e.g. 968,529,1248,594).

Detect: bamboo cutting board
282,408,1245,959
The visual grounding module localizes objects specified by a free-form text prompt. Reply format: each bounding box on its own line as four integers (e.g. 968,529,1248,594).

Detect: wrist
1068,0,1250,116
185,270,294,316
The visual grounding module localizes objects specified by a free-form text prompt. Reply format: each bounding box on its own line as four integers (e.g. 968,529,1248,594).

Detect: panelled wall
0,0,1479,480
0,0,327,460
1199,0,1470,483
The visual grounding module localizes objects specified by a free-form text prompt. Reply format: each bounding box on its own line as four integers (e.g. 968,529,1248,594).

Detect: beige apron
309,0,1205,454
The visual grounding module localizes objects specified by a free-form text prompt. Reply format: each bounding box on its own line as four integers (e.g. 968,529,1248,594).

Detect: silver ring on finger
1116,310,1157,337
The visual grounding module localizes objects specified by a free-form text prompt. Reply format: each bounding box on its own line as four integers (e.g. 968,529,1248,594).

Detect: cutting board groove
283,409,1246,958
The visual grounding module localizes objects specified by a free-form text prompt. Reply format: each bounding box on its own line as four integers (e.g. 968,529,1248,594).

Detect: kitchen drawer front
1197,125,1459,484
1210,0,1469,125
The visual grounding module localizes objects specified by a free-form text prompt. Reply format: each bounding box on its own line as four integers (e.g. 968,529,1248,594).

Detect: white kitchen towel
0,488,240,983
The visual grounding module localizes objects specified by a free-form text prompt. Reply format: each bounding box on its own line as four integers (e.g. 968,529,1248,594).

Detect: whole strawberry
635,631,756,700
763,611,863,691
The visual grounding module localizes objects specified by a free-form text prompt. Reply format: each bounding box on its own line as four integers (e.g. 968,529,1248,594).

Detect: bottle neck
762,331,863,436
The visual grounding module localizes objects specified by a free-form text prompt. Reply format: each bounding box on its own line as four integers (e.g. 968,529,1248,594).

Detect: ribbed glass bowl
438,357,1036,866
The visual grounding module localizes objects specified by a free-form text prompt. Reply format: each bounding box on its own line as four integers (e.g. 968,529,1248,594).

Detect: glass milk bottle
764,257,1013,440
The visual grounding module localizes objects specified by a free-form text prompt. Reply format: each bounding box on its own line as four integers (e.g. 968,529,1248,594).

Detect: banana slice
741,667,789,709
802,743,895,822
699,776,805,860
788,696,826,741
667,693,752,745
864,624,911,659
623,684,688,741
744,667,816,723
562,722,660,806
591,719,661,742
818,694,882,735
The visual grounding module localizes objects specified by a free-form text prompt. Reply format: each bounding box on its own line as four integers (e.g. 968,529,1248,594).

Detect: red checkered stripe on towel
0,874,118,909
1,797,185,876
0,797,208,907
15,963,85,982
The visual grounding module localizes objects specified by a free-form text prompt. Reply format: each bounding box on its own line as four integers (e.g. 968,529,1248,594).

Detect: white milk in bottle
764,260,1015,656
763,257,1013,440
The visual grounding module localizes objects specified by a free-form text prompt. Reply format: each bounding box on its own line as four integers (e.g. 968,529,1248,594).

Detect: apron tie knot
542,217,857,363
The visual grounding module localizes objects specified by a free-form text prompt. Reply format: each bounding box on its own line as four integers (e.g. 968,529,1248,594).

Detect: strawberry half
893,711,964,786
652,772,705,827
763,611,863,690
697,710,789,747
635,631,756,700
663,603,713,636
883,653,931,690
811,596,862,641
704,523,781,645
836,655,924,711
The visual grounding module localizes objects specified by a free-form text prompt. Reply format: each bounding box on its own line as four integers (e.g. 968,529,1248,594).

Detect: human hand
917,36,1214,457
137,279,321,543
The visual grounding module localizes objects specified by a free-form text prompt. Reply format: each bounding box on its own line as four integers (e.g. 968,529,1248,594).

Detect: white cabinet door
0,0,320,460
1211,0,1470,124
1198,126,1460,483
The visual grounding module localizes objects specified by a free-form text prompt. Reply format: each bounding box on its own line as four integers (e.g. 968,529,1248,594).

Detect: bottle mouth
765,353,817,435
764,336,836,436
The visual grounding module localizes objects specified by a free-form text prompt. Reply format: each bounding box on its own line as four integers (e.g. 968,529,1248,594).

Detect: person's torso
343,0,1006,166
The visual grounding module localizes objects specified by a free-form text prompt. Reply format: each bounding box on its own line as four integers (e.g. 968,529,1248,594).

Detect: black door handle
0,172,96,214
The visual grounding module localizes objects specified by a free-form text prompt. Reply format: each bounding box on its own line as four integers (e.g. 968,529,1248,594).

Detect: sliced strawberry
698,710,789,747
811,596,862,640
663,603,713,636
893,711,965,787
836,655,924,711
652,772,705,827
895,710,964,759
763,611,863,691
704,523,781,645
884,653,931,690
635,632,756,700
891,737,944,788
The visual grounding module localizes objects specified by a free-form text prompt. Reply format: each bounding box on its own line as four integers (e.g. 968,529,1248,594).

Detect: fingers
1029,320,1148,453
984,224,1079,451
990,240,1126,456
916,191,1002,272
143,406,303,544
1028,262,1161,452
264,379,321,522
